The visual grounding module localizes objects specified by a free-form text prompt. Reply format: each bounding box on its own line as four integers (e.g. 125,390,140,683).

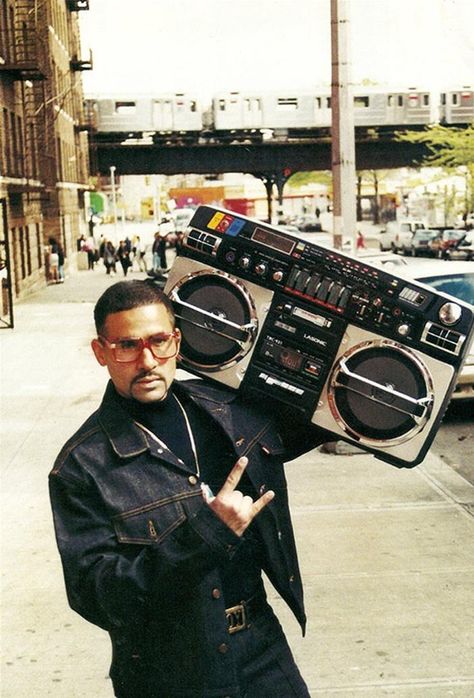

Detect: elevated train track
92,131,432,176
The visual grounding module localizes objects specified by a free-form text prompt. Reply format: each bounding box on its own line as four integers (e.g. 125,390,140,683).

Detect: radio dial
239,255,252,270
225,250,236,264
397,323,411,337
255,262,268,276
273,270,284,282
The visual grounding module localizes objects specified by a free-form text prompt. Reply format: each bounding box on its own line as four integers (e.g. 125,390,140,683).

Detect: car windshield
416,230,438,239
418,273,474,306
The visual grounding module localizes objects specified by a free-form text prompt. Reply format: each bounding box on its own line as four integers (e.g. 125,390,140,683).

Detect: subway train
85,86,474,144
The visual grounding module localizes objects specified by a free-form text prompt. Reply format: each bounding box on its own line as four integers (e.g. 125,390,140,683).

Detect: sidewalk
1,267,473,697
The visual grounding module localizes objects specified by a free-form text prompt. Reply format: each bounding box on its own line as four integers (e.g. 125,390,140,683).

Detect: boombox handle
335,358,434,424
172,295,257,349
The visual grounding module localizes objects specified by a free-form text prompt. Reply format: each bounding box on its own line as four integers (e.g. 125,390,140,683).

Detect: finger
219,456,248,496
250,490,275,518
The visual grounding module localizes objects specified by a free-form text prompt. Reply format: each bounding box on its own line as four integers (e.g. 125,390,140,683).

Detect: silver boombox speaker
164,206,474,467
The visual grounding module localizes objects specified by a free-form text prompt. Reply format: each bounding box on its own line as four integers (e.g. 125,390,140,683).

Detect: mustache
132,370,164,384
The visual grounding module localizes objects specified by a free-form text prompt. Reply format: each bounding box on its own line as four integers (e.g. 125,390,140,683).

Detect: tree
397,124,474,215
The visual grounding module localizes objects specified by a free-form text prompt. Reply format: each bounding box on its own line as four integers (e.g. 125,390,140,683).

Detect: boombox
164,206,474,467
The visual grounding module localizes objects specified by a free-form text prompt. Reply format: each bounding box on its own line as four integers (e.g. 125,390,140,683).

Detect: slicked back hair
94,280,175,335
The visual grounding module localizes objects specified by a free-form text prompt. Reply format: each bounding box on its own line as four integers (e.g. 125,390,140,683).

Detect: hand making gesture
201,457,275,537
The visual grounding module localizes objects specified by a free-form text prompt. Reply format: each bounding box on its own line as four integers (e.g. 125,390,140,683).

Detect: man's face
91,303,180,403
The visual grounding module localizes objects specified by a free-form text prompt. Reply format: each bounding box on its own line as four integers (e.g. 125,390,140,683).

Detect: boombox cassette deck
164,206,474,467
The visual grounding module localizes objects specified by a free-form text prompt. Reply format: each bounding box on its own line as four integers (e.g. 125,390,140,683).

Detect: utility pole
110,165,118,241
330,0,356,251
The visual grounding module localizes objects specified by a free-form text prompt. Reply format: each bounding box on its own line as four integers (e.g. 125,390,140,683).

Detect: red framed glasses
99,330,179,363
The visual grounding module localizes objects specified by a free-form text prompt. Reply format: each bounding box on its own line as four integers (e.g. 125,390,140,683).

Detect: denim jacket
49,379,325,696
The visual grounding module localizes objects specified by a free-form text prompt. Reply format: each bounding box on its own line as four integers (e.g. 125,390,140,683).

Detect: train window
114,101,136,114
189,101,197,112
354,96,369,108
441,93,446,105
452,93,459,105
398,95,403,107
326,97,331,108
387,95,393,106
219,99,226,111
423,94,430,106
277,97,298,110
244,98,262,111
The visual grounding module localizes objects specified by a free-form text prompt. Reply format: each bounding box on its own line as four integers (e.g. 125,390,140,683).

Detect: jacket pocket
112,493,198,545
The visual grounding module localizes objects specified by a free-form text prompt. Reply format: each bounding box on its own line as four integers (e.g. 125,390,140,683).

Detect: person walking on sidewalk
49,279,326,698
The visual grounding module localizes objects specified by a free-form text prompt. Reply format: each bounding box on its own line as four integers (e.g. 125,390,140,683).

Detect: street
434,404,474,486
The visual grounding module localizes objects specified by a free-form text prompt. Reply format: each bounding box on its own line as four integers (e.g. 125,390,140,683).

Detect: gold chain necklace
173,394,200,477
133,394,200,477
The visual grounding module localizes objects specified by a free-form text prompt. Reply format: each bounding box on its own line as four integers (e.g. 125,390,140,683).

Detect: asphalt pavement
1,262,474,697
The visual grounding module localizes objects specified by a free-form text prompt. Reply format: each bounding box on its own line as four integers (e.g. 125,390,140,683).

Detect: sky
79,0,474,103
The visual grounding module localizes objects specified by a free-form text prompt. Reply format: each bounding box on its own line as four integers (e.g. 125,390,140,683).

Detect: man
49,280,326,697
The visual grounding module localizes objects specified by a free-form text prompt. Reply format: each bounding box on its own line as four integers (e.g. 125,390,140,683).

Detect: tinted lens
148,334,176,358
115,338,142,361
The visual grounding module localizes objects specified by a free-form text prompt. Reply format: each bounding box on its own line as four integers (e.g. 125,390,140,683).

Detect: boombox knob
239,255,252,270
255,262,268,276
273,270,284,282
397,323,411,337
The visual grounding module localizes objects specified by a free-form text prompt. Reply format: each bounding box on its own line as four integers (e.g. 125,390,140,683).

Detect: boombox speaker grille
328,341,434,444
171,271,258,370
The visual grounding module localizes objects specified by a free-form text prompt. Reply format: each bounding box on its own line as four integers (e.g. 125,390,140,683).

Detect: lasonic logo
303,333,328,348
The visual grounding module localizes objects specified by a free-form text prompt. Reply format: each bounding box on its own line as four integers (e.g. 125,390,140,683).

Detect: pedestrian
84,236,97,270
132,235,147,272
47,237,60,284
57,241,65,283
103,240,117,275
151,231,162,274
356,230,366,250
117,240,132,276
49,279,326,697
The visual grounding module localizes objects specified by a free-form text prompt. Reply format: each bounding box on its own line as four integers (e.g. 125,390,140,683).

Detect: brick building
0,0,91,321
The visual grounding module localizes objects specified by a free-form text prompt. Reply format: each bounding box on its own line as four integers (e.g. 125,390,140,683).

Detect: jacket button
259,484,267,495
212,588,221,599
188,475,198,486
277,530,282,541
218,643,229,654
289,575,295,583
235,437,245,447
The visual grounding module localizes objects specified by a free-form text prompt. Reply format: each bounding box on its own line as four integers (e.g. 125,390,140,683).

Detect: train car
90,94,202,142
210,87,434,140
352,88,434,127
440,87,474,124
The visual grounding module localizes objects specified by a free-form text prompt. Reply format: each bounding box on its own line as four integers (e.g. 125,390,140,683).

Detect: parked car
407,229,440,256
296,214,323,232
428,229,470,258
378,220,425,252
401,260,474,401
443,231,474,261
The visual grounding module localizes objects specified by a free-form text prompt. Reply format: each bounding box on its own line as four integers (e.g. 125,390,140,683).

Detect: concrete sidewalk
1,267,473,697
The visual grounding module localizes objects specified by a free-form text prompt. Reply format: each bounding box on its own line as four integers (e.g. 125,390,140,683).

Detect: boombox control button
225,250,236,264
397,323,411,337
255,262,268,276
273,270,284,282
327,282,343,306
306,274,321,297
337,288,352,309
294,271,310,292
238,255,252,270
287,267,302,288
316,278,332,302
